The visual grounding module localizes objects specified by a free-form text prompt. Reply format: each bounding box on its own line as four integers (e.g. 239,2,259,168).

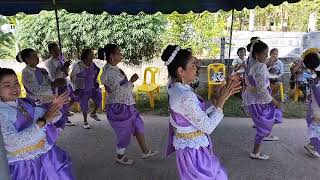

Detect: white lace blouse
44,57,66,81
101,64,135,105
168,82,224,150
0,100,61,163
243,59,273,105
22,66,53,104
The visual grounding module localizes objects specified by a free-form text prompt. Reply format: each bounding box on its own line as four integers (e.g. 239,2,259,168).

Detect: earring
181,77,186,85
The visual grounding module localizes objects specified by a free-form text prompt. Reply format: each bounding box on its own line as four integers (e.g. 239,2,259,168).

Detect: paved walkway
57,114,319,180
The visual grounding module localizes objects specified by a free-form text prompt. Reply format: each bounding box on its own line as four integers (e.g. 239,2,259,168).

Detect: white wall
227,31,320,59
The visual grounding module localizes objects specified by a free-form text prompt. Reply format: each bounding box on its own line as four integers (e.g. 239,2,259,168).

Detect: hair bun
15,52,23,63
98,47,105,60
161,45,178,62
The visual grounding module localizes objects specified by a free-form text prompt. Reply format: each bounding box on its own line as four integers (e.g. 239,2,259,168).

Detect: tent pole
227,9,235,74
53,0,62,52
0,128,10,180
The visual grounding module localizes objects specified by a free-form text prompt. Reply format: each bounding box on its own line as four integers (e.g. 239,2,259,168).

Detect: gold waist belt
9,138,46,156
175,131,204,139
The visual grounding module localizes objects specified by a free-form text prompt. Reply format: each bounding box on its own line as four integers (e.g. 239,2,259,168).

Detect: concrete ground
57,114,320,180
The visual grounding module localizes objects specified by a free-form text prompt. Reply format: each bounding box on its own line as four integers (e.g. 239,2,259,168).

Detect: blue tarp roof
0,0,300,16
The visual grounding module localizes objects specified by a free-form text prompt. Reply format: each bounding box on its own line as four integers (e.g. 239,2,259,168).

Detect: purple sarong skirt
106,103,144,149
176,146,228,180
9,145,75,180
247,103,282,144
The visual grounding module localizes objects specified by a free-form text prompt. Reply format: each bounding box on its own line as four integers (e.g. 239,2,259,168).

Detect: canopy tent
0,1,301,180
1,0,300,15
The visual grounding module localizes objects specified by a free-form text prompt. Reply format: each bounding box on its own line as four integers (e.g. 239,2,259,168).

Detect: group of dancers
0,38,319,179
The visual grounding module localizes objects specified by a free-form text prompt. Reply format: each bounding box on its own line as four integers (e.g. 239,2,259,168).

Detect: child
232,47,247,76
290,59,313,101
18,48,67,132
266,48,284,96
302,48,320,157
44,42,75,127
162,45,241,180
0,68,75,180
100,44,158,165
243,40,283,160
70,49,102,129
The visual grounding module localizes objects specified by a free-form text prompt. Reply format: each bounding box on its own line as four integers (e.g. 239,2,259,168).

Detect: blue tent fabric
0,0,300,15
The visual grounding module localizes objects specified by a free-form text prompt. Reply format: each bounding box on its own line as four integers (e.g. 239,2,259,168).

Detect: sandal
66,121,76,126
116,156,134,165
90,114,101,121
141,150,159,159
83,124,91,129
249,152,270,160
304,144,320,158
263,136,280,141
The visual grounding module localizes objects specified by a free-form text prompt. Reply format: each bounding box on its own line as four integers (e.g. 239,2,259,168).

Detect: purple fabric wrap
166,94,226,180
73,63,101,112
165,95,211,157
245,68,282,144
106,103,144,149
247,103,282,144
176,147,228,180
15,99,59,145
9,145,75,180
306,78,320,153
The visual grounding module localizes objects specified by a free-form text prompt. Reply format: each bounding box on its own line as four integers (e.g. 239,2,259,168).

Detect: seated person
266,48,284,96
232,47,247,77
290,59,313,100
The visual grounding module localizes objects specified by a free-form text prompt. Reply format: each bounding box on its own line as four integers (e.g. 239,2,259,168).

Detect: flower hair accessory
165,46,181,66
302,48,320,59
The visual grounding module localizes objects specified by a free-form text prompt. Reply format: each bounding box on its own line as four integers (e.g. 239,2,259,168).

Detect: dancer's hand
44,104,61,123
130,73,139,83
44,92,69,123
52,91,69,108
212,77,242,109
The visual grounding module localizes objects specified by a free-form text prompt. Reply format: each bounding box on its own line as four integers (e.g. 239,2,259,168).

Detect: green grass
135,86,307,118
135,86,169,116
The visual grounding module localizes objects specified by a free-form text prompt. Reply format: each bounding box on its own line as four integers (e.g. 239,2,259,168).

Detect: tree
232,0,320,32
162,11,227,58
0,17,16,59
16,10,165,65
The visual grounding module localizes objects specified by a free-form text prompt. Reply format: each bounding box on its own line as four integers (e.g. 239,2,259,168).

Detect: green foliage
16,10,165,65
0,17,16,59
6,0,320,62
162,11,227,57
232,0,320,32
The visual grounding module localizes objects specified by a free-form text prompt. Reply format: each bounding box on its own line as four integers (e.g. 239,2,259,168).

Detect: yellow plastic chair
97,68,108,111
207,63,226,100
279,82,285,102
293,84,303,102
16,73,27,98
137,67,160,109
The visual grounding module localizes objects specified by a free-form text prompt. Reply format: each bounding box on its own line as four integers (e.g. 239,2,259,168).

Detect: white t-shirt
232,57,246,73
